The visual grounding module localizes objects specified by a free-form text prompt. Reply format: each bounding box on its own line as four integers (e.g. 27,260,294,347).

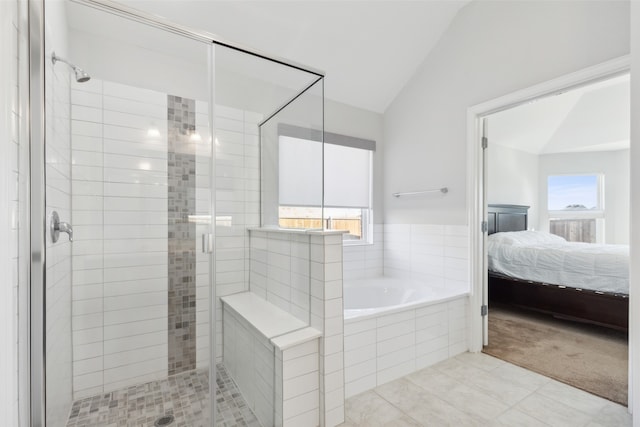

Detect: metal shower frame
27,0,324,425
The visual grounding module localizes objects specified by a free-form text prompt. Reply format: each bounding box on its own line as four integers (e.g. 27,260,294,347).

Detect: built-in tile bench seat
222,292,322,427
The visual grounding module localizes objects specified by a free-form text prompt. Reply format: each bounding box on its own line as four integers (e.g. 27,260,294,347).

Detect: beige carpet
483,304,628,406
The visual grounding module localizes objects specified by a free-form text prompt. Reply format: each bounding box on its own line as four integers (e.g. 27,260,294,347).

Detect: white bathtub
343,276,470,397
344,276,468,321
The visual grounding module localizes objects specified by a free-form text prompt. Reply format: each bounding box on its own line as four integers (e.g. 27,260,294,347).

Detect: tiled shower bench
221,292,322,427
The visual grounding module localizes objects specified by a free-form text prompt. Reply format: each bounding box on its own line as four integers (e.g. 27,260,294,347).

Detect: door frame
466,54,631,401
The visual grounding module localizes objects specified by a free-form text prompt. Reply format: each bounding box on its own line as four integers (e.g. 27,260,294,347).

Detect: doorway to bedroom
479,72,630,406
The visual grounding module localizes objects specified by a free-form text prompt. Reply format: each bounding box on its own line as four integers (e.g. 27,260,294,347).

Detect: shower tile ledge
248,226,347,236
221,291,309,339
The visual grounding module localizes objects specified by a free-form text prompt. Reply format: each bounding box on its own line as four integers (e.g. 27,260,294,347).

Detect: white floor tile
536,380,610,417
454,351,506,372
587,403,632,427
344,390,407,427
489,362,551,391
463,368,534,407
437,382,511,422
374,378,483,426
341,353,629,427
515,392,592,427
495,408,551,427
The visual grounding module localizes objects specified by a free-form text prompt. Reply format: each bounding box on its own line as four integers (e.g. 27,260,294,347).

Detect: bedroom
483,72,630,405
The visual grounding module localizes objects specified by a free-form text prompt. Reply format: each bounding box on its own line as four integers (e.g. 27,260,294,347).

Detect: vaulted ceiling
117,0,471,113
489,74,630,155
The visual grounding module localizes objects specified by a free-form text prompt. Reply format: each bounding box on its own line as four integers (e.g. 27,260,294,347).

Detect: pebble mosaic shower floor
66,365,261,427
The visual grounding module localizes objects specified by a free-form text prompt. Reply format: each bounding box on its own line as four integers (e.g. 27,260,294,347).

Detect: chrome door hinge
481,221,488,233
202,233,214,254
481,136,488,149
481,305,488,316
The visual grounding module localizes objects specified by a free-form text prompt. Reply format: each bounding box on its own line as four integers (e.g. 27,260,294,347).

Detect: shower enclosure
29,0,324,425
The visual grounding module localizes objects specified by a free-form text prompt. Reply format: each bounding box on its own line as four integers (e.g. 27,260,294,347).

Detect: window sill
343,240,374,247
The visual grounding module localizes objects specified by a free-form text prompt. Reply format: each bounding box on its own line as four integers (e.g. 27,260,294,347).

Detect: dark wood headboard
487,204,529,234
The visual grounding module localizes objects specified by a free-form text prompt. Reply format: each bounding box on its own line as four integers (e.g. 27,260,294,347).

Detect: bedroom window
278,126,375,243
547,174,604,243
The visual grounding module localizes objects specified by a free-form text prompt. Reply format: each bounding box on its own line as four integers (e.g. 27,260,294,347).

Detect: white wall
538,149,630,244
0,0,21,424
487,144,539,230
629,2,639,423
384,0,630,225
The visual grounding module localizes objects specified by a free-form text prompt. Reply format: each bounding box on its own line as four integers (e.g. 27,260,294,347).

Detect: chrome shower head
52,52,91,83
74,68,91,83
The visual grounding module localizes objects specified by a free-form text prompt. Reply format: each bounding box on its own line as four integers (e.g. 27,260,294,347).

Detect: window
277,125,374,243
547,174,604,243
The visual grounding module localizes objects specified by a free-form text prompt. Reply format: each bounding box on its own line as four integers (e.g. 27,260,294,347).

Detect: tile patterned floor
215,365,261,427
340,352,632,427
66,365,260,427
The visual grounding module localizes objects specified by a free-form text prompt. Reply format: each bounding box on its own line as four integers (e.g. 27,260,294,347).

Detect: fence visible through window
549,218,596,243
279,217,362,238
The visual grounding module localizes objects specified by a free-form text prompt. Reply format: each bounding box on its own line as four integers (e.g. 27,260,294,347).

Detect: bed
487,204,629,331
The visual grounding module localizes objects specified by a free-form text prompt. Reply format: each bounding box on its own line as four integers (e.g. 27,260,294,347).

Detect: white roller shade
278,135,372,208
324,143,371,208
278,136,322,206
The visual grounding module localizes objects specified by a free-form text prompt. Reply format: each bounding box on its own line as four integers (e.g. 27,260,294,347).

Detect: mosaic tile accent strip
167,95,197,375
66,366,260,427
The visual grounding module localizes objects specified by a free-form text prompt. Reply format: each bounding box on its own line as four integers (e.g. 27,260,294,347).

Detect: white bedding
488,231,629,295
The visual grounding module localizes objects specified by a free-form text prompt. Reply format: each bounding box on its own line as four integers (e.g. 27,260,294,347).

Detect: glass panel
44,2,213,426
260,79,324,228
213,43,322,427
42,2,322,426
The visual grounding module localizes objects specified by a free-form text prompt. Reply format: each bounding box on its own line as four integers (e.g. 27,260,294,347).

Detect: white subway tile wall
71,79,169,398
344,297,469,398
70,81,262,395
342,224,384,280
278,339,321,427
223,305,276,427
205,106,262,365
384,224,470,293
250,230,312,323
310,233,345,427
248,230,345,426
224,296,321,427
45,39,74,424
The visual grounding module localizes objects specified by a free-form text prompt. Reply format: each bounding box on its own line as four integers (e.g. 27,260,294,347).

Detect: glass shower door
35,2,324,426
42,2,215,425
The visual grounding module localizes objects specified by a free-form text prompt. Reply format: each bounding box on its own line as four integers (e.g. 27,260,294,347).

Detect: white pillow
489,230,566,246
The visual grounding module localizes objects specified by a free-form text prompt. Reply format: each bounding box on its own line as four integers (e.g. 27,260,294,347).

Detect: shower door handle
50,211,73,243
202,233,213,253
